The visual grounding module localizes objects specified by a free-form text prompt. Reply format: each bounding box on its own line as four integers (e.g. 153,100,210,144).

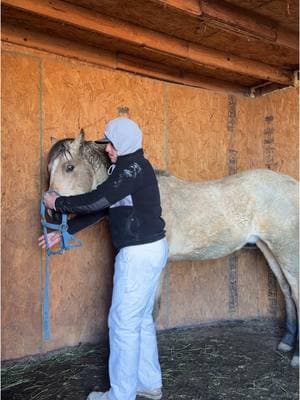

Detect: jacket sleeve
67,209,108,235
55,162,142,215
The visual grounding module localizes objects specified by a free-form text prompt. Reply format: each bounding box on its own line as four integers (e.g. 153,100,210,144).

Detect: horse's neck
93,164,109,190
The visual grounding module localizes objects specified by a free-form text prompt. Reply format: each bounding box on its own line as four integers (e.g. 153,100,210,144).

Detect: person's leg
137,240,168,393
137,305,162,392
107,239,168,400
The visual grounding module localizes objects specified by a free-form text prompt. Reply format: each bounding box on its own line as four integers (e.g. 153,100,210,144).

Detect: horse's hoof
278,341,293,352
291,355,299,368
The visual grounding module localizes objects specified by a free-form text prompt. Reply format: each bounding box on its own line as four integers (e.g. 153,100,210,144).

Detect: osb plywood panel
235,249,285,321
167,259,230,327
1,44,167,359
256,87,299,179
235,87,299,179
2,42,297,360
44,222,114,352
236,250,271,318
166,84,229,181
42,58,166,170
2,52,42,359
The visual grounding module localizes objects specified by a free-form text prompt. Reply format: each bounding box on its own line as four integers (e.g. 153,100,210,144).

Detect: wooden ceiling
2,0,299,96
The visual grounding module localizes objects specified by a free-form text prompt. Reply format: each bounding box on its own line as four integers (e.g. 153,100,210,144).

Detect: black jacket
55,149,165,250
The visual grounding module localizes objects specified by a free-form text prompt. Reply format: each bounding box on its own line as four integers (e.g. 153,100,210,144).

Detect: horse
46,130,299,367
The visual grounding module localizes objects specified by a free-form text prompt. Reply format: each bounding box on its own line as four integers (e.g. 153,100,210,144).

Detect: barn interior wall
2,42,298,360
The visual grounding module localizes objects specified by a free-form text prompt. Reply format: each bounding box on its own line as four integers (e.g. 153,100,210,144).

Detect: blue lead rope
40,198,82,340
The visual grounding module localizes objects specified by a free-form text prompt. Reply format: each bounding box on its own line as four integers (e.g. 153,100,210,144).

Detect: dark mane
81,141,110,171
48,139,74,167
48,138,110,171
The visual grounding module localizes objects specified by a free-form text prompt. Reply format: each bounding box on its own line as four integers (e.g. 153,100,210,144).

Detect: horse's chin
47,209,63,224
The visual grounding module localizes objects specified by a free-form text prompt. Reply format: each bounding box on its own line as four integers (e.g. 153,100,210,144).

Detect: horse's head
48,130,109,196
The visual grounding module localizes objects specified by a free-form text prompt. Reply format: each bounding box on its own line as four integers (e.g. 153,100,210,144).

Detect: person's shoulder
139,155,155,171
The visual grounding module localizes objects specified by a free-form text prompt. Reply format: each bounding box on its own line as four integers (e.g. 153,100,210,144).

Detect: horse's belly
167,225,247,261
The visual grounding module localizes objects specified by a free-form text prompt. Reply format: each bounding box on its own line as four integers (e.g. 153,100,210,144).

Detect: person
40,117,168,400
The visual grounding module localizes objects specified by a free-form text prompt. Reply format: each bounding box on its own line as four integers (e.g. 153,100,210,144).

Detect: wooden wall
2,42,298,360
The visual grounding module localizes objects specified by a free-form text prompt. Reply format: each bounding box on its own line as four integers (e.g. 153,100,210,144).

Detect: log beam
2,23,250,96
151,0,299,51
1,0,294,85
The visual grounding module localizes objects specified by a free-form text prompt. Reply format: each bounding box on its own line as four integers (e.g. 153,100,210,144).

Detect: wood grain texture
2,52,42,359
167,259,230,327
2,0,294,85
1,42,298,359
42,0,299,68
166,84,229,181
234,87,299,178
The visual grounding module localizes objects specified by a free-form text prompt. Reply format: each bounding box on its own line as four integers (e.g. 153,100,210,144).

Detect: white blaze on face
49,157,61,191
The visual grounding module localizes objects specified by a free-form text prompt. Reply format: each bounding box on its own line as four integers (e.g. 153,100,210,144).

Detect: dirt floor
2,320,299,400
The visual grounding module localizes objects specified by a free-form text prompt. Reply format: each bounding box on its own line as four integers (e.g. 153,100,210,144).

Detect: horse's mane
48,139,74,167
48,138,110,171
48,139,168,176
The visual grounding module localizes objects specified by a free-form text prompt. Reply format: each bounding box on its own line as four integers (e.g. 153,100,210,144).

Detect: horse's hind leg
291,337,299,367
256,240,298,353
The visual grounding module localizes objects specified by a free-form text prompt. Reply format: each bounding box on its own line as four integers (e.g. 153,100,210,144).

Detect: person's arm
67,209,108,234
38,209,108,249
55,162,142,215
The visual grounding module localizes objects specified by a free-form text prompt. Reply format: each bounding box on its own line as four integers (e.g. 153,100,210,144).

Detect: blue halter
40,192,82,340
40,200,82,255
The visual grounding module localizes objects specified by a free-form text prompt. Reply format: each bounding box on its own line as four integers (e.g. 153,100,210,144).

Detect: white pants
107,238,168,400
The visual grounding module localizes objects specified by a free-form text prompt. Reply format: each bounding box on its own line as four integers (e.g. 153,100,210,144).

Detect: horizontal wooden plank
2,23,249,95
156,0,200,15
1,23,117,67
200,0,276,41
150,0,298,50
2,0,294,85
118,54,249,95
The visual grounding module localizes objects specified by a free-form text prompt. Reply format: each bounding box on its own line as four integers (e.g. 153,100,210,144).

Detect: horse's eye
66,164,75,172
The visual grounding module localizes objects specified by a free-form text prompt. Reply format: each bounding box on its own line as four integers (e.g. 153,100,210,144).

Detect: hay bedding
2,320,299,400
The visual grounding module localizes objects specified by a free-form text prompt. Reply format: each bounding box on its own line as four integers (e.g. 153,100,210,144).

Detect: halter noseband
40,191,82,255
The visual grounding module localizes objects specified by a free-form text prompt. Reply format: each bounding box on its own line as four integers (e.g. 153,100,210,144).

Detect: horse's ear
51,136,59,145
79,128,85,138
70,129,85,153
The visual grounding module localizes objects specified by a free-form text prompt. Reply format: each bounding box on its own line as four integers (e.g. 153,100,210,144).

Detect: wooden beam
200,0,276,41
2,0,294,85
2,23,250,96
154,0,201,15
117,54,249,95
150,0,299,51
200,0,298,51
1,23,117,68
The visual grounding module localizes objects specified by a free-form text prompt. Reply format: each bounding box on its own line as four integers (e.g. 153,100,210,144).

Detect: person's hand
38,231,61,249
43,191,59,210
